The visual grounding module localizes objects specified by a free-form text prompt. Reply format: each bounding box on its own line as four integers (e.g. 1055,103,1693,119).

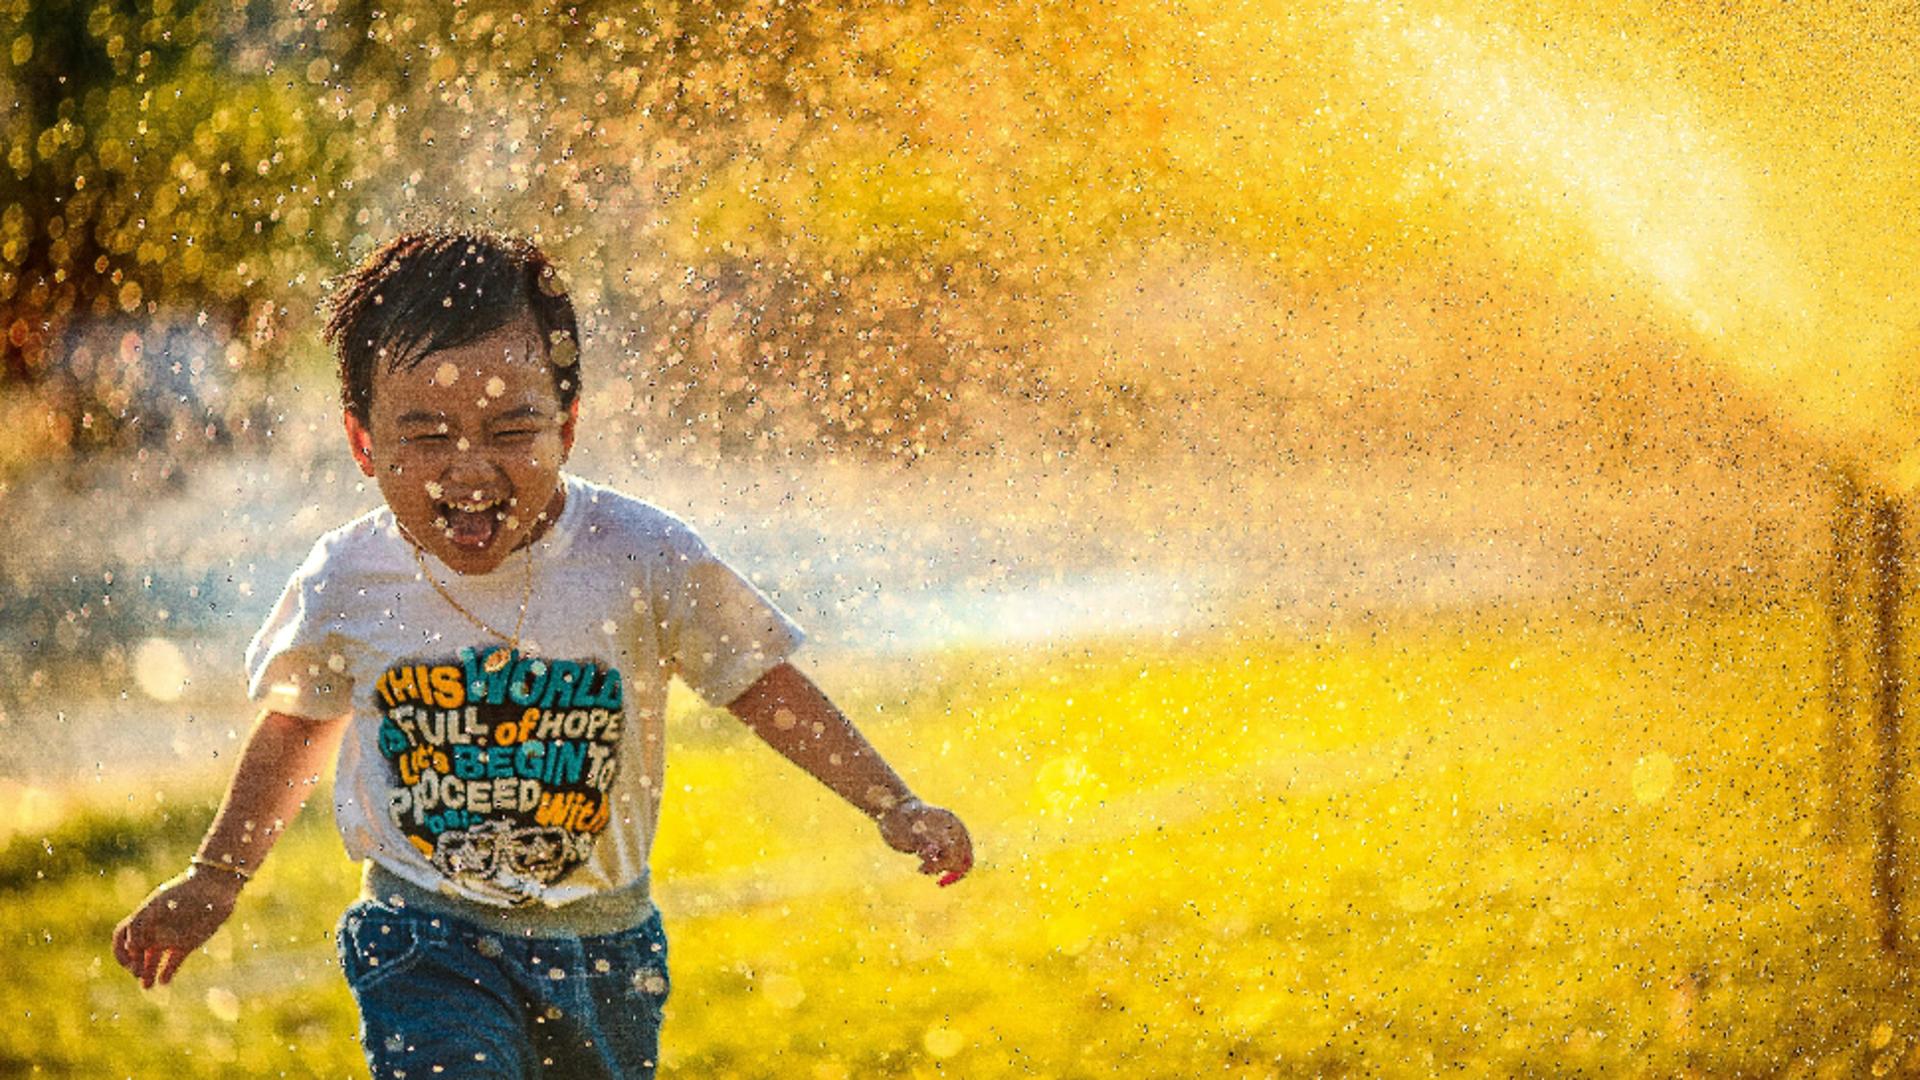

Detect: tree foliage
1,0,1142,470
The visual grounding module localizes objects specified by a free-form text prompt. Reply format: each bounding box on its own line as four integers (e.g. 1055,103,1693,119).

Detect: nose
440,444,501,491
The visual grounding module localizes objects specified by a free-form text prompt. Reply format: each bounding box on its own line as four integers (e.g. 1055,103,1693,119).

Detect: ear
559,398,579,459
343,411,376,477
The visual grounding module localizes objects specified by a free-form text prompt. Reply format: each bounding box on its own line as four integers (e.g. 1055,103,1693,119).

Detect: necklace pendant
482,647,513,674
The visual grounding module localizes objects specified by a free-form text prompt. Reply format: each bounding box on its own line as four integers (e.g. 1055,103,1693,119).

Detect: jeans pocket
584,916,670,1009
337,900,432,993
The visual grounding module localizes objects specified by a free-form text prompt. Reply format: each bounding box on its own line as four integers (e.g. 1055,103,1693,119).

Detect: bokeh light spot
133,638,190,703
1632,753,1676,804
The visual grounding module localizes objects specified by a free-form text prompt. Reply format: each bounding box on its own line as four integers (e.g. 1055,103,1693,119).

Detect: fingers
116,913,158,986
882,804,974,887
918,819,975,887
934,845,974,886
155,947,189,986
927,849,972,886
120,929,194,989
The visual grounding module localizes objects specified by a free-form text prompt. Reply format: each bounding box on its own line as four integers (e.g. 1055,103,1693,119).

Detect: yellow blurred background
4,0,1920,1075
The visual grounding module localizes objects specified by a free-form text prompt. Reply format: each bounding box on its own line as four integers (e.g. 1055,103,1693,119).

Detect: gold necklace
407,539,533,673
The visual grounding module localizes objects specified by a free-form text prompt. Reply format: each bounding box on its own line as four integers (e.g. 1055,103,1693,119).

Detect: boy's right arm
111,709,347,989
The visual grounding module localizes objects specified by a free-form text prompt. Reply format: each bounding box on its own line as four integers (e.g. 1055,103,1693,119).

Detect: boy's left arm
727,662,973,885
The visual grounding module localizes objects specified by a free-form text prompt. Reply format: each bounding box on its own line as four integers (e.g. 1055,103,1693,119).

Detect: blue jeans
336,898,671,1079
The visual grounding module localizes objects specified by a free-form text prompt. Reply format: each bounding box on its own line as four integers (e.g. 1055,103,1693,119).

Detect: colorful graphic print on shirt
374,648,625,906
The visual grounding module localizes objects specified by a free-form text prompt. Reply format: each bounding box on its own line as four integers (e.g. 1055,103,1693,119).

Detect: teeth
448,498,499,512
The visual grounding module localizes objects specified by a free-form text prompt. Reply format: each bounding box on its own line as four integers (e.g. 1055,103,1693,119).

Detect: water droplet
923,1026,965,1059
753,971,803,1008
134,638,190,702
1631,753,1674,804
204,986,241,1023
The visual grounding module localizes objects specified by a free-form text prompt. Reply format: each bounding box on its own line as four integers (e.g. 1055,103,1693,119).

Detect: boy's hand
112,868,245,989
876,799,974,886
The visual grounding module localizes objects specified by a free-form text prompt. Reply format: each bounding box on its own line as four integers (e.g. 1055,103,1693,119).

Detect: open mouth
434,493,507,549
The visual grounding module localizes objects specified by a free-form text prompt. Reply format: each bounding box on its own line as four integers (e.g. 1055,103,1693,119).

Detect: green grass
1,598,1908,1077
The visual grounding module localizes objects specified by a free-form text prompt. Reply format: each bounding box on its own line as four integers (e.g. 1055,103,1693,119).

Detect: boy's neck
514,481,569,552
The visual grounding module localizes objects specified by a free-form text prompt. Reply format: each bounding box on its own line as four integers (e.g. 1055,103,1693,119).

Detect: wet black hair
323,229,581,425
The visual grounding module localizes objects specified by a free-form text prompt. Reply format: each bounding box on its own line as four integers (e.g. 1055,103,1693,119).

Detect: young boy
111,229,974,1078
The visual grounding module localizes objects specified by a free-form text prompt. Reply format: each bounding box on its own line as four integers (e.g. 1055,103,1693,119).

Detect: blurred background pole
1869,491,1906,953
1828,468,1861,845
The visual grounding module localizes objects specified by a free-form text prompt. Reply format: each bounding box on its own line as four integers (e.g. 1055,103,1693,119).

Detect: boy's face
343,314,576,575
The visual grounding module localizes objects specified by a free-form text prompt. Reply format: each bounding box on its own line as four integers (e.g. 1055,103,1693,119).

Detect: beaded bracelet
189,854,253,882
872,794,926,822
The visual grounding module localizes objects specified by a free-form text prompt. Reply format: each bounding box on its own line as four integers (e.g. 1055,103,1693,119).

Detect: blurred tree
0,0,367,466
341,0,1057,461
3,0,1305,473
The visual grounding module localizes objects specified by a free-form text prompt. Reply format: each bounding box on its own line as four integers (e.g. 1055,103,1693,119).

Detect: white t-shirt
244,473,804,909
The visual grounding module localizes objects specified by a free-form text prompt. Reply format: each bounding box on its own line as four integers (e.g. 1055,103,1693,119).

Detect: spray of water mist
1342,4,1920,484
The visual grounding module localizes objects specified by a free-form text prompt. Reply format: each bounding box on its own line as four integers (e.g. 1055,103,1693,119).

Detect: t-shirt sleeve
659,522,806,706
244,536,356,721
